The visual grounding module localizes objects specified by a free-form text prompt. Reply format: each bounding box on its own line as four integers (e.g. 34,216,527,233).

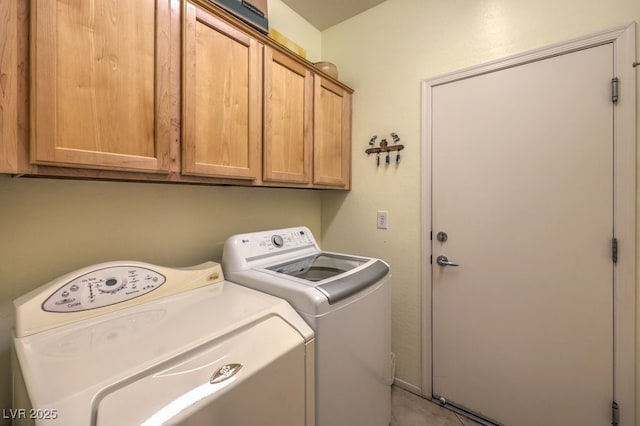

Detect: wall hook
365,133,405,167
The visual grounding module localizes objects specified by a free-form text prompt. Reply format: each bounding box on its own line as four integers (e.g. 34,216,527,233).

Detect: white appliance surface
12,261,314,426
222,226,392,426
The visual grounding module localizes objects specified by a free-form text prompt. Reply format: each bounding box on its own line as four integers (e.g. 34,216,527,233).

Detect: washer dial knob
271,235,284,248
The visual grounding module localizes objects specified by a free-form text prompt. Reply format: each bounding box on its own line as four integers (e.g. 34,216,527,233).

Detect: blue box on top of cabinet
208,0,269,34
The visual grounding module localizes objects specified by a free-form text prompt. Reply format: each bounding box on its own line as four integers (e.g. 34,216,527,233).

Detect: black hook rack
365,133,405,166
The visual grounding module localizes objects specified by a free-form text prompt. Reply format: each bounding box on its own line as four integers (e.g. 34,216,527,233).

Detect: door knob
436,255,459,267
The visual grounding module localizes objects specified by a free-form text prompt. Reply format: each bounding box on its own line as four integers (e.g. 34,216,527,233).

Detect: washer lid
315,260,389,304
266,253,368,280
266,254,390,304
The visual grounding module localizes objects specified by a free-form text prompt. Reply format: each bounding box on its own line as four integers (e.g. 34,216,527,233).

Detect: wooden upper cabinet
263,47,313,184
182,2,262,180
313,77,352,188
31,0,171,172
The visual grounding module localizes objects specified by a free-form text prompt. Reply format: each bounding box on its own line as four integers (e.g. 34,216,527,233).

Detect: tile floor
391,386,483,426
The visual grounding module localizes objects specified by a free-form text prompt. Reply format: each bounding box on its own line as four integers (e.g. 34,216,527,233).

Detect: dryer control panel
42,266,166,313
14,261,224,337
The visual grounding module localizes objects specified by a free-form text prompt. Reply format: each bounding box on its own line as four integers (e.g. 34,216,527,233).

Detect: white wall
319,0,640,415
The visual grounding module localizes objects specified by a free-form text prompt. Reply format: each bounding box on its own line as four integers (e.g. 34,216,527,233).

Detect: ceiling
280,0,387,30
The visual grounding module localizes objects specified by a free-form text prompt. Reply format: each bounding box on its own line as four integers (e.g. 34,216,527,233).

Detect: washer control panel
42,266,166,313
240,227,316,256
223,227,321,271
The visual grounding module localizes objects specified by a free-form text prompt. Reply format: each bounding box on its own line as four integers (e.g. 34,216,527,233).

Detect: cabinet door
263,48,312,184
313,77,352,188
182,2,262,180
31,0,171,172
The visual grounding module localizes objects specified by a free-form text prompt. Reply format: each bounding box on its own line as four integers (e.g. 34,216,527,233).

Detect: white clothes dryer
11,261,314,426
222,226,392,426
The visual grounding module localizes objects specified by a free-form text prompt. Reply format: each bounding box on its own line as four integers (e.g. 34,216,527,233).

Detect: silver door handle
436,255,459,267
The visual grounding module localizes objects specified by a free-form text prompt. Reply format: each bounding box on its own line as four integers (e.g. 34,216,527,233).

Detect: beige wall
319,0,639,417
3,0,639,422
0,177,322,419
268,0,322,62
0,2,322,420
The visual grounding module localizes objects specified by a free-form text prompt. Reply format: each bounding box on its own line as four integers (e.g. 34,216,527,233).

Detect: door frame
420,23,636,423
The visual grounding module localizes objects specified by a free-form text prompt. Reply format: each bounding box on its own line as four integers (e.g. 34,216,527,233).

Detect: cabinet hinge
612,401,619,426
612,237,618,263
611,77,619,103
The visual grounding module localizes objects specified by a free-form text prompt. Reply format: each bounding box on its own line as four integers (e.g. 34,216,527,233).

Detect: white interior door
431,44,614,425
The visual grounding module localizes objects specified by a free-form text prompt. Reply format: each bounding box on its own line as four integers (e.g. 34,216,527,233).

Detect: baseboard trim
392,378,422,396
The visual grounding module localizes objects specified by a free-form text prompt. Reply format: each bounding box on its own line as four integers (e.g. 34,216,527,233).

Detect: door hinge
612,401,619,426
612,237,618,263
611,77,619,103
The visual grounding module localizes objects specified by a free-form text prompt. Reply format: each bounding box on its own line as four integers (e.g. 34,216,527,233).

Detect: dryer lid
13,280,313,424
95,316,305,426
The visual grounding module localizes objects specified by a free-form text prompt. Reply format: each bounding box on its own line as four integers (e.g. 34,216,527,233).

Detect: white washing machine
11,261,315,426
222,226,392,426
